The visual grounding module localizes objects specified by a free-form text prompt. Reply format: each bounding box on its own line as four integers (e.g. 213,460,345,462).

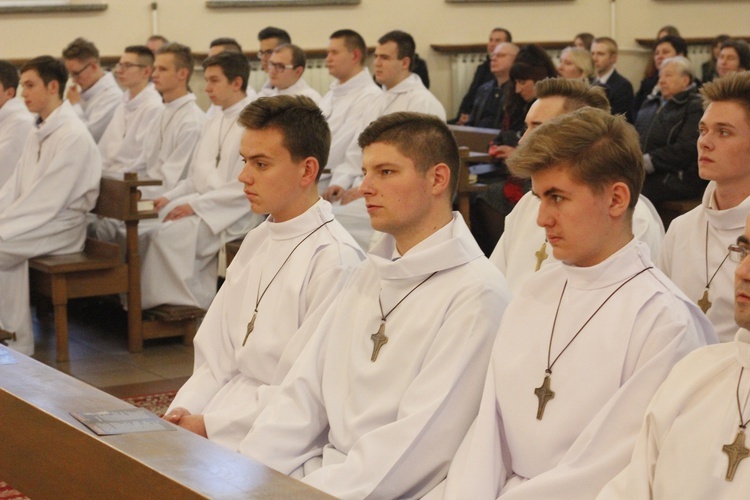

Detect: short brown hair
700,71,750,125
238,95,330,178
593,36,618,55
330,29,367,64
273,44,306,69
508,107,643,210
358,112,459,196
535,78,610,113
156,42,195,80
62,37,99,62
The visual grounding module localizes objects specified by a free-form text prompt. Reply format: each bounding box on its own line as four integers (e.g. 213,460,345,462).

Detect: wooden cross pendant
215,153,221,168
242,312,257,346
723,430,750,481
535,242,548,272
698,289,712,314
534,374,555,420
370,322,388,362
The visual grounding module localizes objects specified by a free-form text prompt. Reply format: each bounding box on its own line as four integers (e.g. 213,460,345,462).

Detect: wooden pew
29,173,159,362
225,237,244,269
456,147,492,228
448,124,499,154
0,346,333,499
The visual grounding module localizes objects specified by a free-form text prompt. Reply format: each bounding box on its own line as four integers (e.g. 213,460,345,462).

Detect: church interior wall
0,0,747,113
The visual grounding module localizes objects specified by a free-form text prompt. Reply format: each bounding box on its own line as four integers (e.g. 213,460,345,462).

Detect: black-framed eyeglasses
729,244,750,264
116,62,146,71
70,61,94,78
268,62,295,72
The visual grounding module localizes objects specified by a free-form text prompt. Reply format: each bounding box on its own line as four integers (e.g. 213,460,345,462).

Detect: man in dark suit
452,27,512,124
591,36,634,121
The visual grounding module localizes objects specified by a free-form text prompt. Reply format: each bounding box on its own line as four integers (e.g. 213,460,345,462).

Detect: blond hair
508,107,642,209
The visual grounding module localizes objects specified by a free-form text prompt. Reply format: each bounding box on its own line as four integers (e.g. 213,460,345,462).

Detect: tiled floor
30,298,194,398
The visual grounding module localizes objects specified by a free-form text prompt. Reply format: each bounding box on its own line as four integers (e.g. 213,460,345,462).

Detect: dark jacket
635,85,703,177
467,79,510,129
456,57,493,118
593,69,634,122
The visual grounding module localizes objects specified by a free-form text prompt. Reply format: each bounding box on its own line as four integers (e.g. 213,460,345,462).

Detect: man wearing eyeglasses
90,43,205,242
62,37,122,142
97,45,163,174
598,223,750,497
658,71,750,343
266,44,321,104
257,27,291,97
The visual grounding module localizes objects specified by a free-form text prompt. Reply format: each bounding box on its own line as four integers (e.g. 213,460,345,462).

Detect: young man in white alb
434,108,715,499
328,30,446,249
139,51,262,310
490,78,664,294
0,56,100,355
0,60,33,187
659,72,750,343
316,29,380,195
97,45,163,174
163,95,364,451
62,37,122,142
599,210,750,500
239,112,511,498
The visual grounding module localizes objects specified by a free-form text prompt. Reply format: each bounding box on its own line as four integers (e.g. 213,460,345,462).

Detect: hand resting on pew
163,407,208,438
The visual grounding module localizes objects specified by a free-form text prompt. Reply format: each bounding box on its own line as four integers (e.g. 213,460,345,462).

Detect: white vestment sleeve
138,113,205,200
299,284,504,499
187,157,249,235
200,246,358,445
240,306,334,472
168,283,236,414
496,308,707,499
0,131,97,240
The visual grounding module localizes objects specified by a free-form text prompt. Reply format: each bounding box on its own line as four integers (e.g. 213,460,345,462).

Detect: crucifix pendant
215,154,221,168
535,242,548,272
534,374,555,420
370,321,388,362
242,312,257,346
698,288,712,314
723,430,750,481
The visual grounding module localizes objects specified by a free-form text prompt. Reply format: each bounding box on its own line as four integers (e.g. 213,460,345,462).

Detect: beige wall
1,0,748,112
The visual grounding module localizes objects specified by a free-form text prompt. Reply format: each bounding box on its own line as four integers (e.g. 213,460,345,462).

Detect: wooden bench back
448,124,499,153
93,173,160,222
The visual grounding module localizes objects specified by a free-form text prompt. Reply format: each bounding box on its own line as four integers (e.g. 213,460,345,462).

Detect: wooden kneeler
142,305,206,346
29,173,160,362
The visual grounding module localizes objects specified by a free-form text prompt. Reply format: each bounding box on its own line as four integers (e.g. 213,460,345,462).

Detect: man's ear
47,79,60,97
300,157,319,188
403,57,412,73
177,66,190,82
430,162,452,197
609,181,631,218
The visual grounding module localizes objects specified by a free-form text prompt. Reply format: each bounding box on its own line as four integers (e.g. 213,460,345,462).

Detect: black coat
593,69,634,122
635,85,703,177
456,57,493,118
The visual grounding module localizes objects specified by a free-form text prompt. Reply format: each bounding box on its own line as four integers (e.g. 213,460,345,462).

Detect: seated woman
635,56,705,204
717,39,750,77
557,46,594,80
701,34,730,82
471,45,558,255
633,35,688,121
572,32,594,51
